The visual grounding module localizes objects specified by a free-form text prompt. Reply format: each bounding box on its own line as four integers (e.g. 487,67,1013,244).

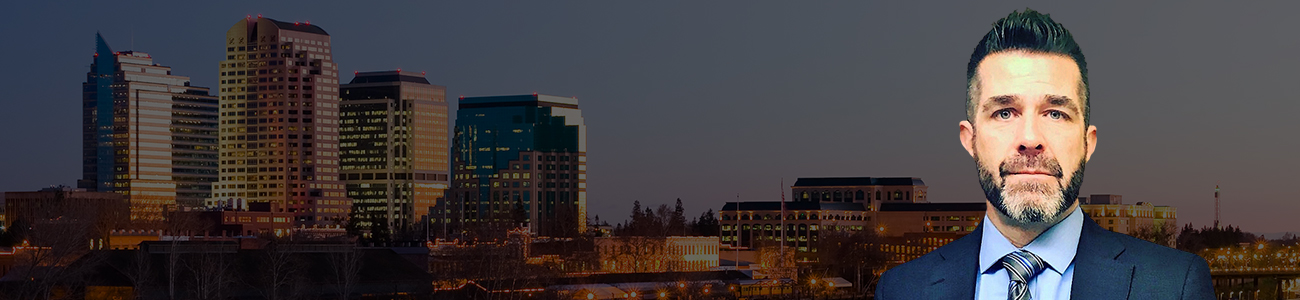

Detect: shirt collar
979,206,1084,275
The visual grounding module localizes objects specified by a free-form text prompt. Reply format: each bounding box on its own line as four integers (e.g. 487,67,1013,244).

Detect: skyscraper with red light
211,16,348,229
81,33,219,220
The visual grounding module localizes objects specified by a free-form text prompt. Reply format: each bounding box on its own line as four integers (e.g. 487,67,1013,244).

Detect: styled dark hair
967,8,1089,125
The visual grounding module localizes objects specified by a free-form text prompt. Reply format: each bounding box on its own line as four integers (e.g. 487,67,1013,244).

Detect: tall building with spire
80,34,219,220
211,16,348,228
339,70,450,237
448,94,587,238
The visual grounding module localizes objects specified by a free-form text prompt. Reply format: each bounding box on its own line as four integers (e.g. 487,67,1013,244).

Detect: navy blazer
875,215,1214,300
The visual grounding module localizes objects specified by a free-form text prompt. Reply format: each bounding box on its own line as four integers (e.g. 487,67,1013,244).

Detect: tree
1176,224,1255,254
184,243,235,300
690,209,720,236
4,191,123,299
329,248,363,300
255,239,304,300
668,199,688,236
1131,222,1177,247
815,230,886,296
512,201,528,228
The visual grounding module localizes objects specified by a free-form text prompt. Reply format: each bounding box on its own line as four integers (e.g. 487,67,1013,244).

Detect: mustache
998,155,1064,178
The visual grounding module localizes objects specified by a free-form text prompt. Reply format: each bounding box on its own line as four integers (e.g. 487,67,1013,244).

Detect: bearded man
874,9,1213,300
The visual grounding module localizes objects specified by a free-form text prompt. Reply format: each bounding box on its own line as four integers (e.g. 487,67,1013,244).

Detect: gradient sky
2,1,1295,235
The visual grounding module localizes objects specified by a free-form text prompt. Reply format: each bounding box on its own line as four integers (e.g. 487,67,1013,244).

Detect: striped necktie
999,250,1048,300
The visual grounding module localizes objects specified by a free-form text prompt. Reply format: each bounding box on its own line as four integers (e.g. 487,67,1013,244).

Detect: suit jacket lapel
927,222,982,299
1071,216,1134,300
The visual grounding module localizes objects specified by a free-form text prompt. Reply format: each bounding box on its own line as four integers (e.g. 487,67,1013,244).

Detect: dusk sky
2,1,1295,235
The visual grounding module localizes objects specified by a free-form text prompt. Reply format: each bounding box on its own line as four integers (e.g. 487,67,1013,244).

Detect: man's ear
1084,124,1097,162
960,120,976,158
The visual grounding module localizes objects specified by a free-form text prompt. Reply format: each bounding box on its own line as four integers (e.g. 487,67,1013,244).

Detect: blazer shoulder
1102,229,1203,263
1090,227,1210,278
878,232,979,293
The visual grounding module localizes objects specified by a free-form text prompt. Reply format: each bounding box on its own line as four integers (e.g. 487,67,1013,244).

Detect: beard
977,152,1085,226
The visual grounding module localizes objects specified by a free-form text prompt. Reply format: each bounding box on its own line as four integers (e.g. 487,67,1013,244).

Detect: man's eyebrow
981,95,1016,113
1046,95,1081,114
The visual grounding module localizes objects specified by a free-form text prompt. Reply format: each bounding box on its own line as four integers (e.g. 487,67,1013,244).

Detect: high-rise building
448,94,587,238
80,34,219,219
211,17,348,228
339,71,450,236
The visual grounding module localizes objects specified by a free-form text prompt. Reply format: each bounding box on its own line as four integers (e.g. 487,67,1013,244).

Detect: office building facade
340,70,450,235
448,94,587,238
211,17,348,228
1079,194,1178,237
718,177,985,253
791,177,929,207
81,34,219,219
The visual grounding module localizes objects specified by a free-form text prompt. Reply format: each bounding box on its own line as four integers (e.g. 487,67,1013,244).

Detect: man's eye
1047,111,1064,120
995,109,1013,120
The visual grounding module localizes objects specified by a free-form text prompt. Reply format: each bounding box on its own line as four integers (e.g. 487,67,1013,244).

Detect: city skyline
2,2,1297,235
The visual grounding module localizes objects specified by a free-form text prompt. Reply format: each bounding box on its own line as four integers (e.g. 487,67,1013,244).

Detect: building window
856,190,865,200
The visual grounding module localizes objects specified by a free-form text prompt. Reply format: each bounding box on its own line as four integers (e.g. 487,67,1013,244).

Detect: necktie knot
999,250,1047,283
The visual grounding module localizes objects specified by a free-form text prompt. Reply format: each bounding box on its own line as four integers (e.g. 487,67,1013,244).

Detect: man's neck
987,201,1079,248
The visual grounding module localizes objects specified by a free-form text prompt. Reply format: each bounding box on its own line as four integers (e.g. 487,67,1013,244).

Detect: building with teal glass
446,94,586,238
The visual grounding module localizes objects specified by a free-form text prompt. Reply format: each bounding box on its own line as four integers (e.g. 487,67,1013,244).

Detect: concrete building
211,16,348,228
80,34,219,218
447,94,587,238
791,177,929,206
340,70,449,236
3,186,130,249
1079,194,1178,235
873,202,986,236
717,177,985,254
595,236,719,273
719,201,872,252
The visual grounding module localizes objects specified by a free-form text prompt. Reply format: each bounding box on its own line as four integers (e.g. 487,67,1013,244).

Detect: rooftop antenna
1214,183,1220,229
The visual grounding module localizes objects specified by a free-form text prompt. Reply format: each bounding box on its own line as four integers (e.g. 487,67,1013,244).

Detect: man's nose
1019,143,1044,157
1018,118,1044,157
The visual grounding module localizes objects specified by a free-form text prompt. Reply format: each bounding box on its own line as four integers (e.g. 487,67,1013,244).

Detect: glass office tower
81,33,219,220
448,94,586,238
340,71,449,237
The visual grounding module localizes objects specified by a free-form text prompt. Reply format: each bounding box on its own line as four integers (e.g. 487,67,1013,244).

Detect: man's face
960,50,1098,225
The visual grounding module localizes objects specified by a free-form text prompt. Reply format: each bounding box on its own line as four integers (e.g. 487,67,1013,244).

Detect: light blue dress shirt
975,206,1084,300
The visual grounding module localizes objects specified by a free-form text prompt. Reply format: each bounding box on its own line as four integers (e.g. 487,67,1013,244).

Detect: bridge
1205,245,1299,300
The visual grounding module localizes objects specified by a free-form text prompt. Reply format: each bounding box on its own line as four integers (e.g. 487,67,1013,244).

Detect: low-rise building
595,236,719,273
1079,194,1177,235
3,186,130,249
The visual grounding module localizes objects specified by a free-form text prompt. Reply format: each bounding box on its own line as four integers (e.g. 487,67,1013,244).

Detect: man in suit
874,9,1214,300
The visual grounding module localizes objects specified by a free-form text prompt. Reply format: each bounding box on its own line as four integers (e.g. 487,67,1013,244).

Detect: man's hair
967,8,1089,126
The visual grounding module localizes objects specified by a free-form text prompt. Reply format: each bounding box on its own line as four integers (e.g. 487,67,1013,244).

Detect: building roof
720,201,868,212
267,18,329,35
792,177,925,187
459,94,579,109
878,202,986,212
347,71,431,85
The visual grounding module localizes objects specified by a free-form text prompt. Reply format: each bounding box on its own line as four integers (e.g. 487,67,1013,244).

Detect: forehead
974,51,1082,108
